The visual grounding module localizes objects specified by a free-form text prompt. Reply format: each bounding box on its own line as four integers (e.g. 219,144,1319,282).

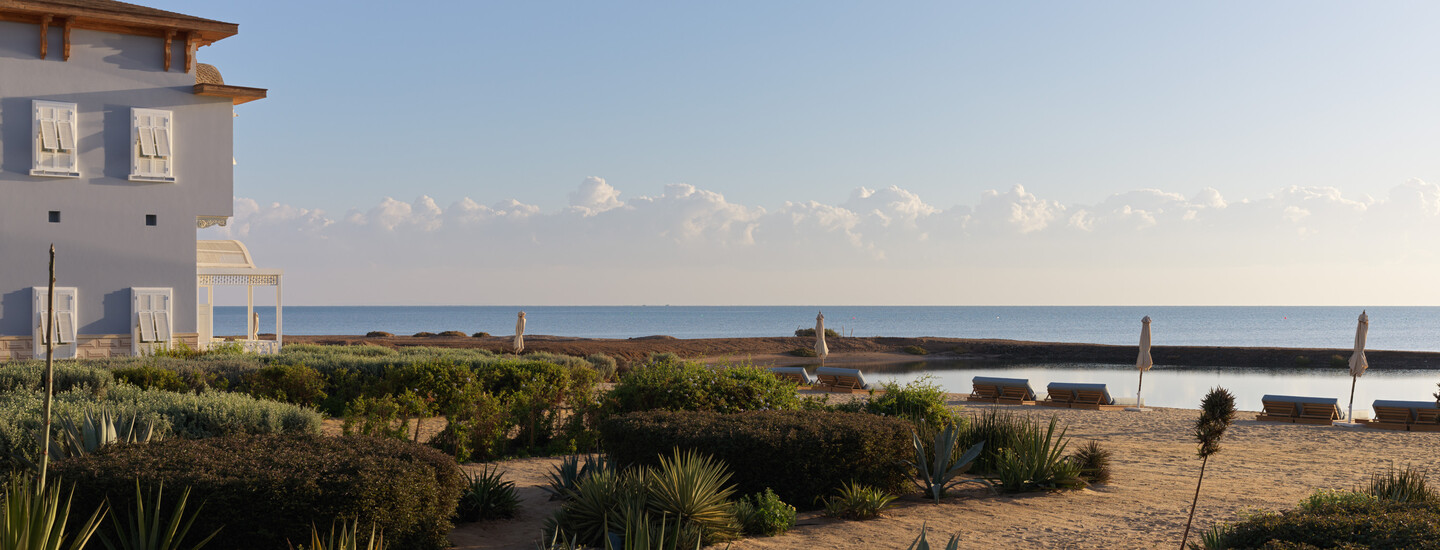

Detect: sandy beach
445,391,1440,550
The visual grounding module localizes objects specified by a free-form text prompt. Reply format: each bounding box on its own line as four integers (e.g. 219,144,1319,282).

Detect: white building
0,0,280,358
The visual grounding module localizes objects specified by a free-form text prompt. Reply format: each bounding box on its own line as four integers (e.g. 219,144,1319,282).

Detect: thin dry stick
1180,455,1208,549
39,244,56,488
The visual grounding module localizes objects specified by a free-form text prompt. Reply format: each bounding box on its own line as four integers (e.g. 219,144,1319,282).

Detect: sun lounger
768,366,816,387
814,367,870,393
968,376,1035,405
1413,405,1440,433
1367,400,1420,431
1257,395,1339,425
1044,382,1123,411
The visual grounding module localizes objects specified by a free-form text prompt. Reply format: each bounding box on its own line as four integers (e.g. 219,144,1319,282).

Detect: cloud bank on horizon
205,178,1440,306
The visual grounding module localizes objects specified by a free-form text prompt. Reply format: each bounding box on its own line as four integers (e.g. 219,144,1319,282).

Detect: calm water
218,305,1440,351
866,361,1439,416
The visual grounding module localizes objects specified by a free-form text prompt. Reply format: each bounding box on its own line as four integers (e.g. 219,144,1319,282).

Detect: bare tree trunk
1180,455,1209,550
40,244,56,488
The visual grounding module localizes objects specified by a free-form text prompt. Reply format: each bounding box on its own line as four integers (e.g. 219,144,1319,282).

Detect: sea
216,305,1440,351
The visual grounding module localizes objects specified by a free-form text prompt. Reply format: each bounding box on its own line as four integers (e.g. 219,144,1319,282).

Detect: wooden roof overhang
194,83,267,105
0,0,236,44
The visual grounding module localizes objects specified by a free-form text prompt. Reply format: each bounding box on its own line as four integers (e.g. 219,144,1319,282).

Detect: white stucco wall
0,21,235,339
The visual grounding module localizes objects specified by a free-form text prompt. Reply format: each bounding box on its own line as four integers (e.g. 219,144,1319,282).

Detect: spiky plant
993,416,1084,493
292,518,385,550
646,449,738,544
1363,463,1436,504
98,480,221,550
906,522,960,550
1069,440,1114,484
1180,387,1237,550
0,475,106,550
820,481,896,520
543,454,613,501
50,409,159,460
907,424,988,503
455,465,520,522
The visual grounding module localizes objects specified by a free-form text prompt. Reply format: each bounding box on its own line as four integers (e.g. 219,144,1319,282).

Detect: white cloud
206,177,1440,305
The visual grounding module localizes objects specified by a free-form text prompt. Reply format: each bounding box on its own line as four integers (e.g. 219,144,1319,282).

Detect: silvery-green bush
0,383,321,471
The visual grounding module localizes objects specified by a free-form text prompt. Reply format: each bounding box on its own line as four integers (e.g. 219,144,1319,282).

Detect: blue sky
165,1,1440,305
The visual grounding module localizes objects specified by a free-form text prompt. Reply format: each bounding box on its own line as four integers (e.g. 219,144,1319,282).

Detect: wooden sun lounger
969,377,1036,405
814,367,870,393
1043,382,1122,410
1256,398,1298,423
1296,402,1342,425
1040,389,1074,408
1411,406,1440,433
767,367,815,388
1367,403,1414,431
1073,388,1125,411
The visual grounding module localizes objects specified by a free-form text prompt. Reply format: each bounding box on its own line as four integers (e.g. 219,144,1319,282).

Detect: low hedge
602,362,800,416
1213,497,1440,549
53,434,464,550
0,362,113,395
600,410,912,508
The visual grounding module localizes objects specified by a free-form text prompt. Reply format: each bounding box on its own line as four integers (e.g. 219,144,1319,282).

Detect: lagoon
861,361,1440,415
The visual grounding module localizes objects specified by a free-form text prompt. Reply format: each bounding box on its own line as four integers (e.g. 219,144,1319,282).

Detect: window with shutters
31,100,80,178
130,108,174,182
33,287,79,359
131,287,174,356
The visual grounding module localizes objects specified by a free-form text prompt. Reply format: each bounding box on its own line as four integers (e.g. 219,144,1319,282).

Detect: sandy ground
444,393,1440,550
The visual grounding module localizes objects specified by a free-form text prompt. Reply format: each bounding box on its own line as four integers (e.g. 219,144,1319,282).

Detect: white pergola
197,240,283,353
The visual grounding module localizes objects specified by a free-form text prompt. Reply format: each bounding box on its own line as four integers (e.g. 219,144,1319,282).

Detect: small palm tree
1180,387,1236,550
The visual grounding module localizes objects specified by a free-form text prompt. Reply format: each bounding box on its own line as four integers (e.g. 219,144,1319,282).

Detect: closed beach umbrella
514,311,526,354
1346,310,1369,422
1135,316,1154,409
814,311,829,366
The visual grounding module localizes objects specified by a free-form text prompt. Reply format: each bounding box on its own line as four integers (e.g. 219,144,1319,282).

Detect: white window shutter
31,100,79,177
131,288,174,355
130,109,174,182
32,287,79,359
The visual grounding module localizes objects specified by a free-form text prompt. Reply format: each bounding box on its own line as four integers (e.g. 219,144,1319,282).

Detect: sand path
448,398,1440,549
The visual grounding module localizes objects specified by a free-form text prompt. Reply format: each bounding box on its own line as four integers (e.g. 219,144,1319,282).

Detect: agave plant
50,409,159,460
547,468,650,547
0,476,106,550
905,522,960,550
993,416,1084,493
291,518,385,550
646,449,738,544
820,481,896,520
456,465,520,522
907,424,989,503
97,480,221,550
544,454,614,501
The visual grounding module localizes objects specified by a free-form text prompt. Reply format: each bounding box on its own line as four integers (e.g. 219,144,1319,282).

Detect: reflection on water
852,360,1440,414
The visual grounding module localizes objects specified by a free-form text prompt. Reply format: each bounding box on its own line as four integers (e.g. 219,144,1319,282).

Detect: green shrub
1207,497,1440,549
365,331,393,338
600,410,911,508
438,331,467,337
646,352,680,366
902,345,928,356
412,332,435,337
793,328,840,338
472,332,490,338
820,481,895,520
428,390,508,462
112,365,191,393
54,434,463,550
455,465,520,522
0,386,321,471
1293,355,1312,367
604,362,800,416
343,395,411,440
243,363,327,407
733,488,796,537
1299,489,1381,513
1329,355,1349,369
864,376,953,427
788,348,817,358
584,354,617,382
1069,440,1113,484
0,362,113,395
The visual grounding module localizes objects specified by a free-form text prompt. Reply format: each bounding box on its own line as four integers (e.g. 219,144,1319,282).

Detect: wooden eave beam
38,13,49,59
0,6,237,44
164,29,173,71
193,83,267,105
62,17,70,60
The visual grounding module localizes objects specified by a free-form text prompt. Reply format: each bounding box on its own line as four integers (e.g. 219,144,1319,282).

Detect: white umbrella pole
1136,369,1144,408
1347,375,1357,421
